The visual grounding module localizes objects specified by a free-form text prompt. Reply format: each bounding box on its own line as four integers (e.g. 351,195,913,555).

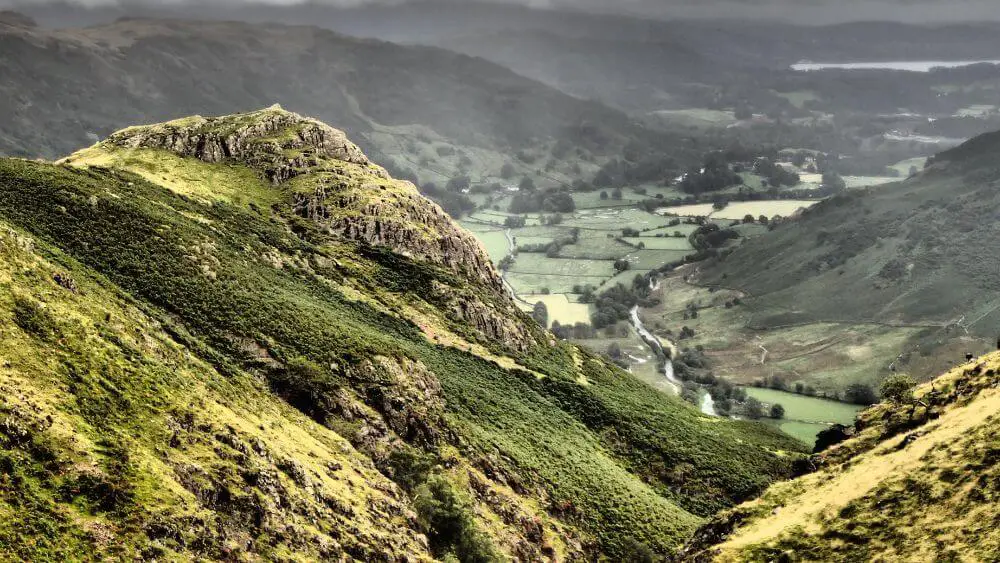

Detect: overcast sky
4,0,1000,24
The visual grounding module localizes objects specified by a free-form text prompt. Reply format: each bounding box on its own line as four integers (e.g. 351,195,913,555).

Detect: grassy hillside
682,350,1000,561
697,131,1000,347
0,108,803,560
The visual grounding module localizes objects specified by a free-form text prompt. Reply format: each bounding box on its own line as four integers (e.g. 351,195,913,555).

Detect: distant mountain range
13,3,1000,115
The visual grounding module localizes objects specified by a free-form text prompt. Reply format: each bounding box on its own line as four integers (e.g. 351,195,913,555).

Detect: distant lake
792,60,1000,72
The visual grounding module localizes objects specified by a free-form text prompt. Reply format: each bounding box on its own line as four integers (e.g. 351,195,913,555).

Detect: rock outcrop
95,106,536,353
108,105,371,184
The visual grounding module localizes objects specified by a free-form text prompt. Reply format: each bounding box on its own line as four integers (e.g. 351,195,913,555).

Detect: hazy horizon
5,0,1000,26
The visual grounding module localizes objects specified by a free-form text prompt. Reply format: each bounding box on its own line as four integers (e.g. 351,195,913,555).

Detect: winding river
629,304,719,416
629,305,682,394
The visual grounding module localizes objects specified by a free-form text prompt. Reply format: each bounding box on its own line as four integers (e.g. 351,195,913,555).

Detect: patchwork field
459,188,836,395
641,276,930,395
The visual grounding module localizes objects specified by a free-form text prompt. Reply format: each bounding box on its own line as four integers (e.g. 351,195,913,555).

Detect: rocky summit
0,108,802,561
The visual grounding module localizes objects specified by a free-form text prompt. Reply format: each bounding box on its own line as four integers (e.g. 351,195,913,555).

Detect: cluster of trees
599,188,624,201
754,158,800,188
552,321,597,341
670,354,785,419
821,171,847,192
749,376,880,406
589,275,656,329
740,397,785,420
508,188,575,214
680,153,743,195
419,182,475,217
503,215,526,228
591,283,639,329
518,229,580,258
739,214,771,225
591,153,680,190
689,223,740,252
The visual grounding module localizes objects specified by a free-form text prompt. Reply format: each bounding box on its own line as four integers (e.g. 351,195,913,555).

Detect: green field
843,176,899,188
519,293,593,327
571,186,683,209
744,387,864,445
627,249,690,270
624,236,692,250
560,234,635,259
459,223,509,263
649,108,738,128
599,269,652,292
563,208,677,230
710,200,817,220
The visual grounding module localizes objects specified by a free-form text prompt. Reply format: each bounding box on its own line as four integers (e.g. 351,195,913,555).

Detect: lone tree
844,383,878,405
532,301,548,328
880,373,916,404
744,397,765,420
606,342,623,360
500,162,516,179
769,403,786,419
503,215,526,228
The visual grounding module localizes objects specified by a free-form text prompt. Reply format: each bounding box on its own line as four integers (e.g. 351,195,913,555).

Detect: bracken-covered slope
0,107,803,561
682,350,1000,561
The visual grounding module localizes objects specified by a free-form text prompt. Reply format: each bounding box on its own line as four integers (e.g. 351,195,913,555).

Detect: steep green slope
0,220,432,561
698,132,1000,338
682,351,1000,561
0,108,803,560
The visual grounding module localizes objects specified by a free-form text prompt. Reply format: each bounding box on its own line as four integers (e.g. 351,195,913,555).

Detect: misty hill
0,107,802,560
683,350,1000,560
696,129,1000,341
0,13,680,191
19,3,1000,116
